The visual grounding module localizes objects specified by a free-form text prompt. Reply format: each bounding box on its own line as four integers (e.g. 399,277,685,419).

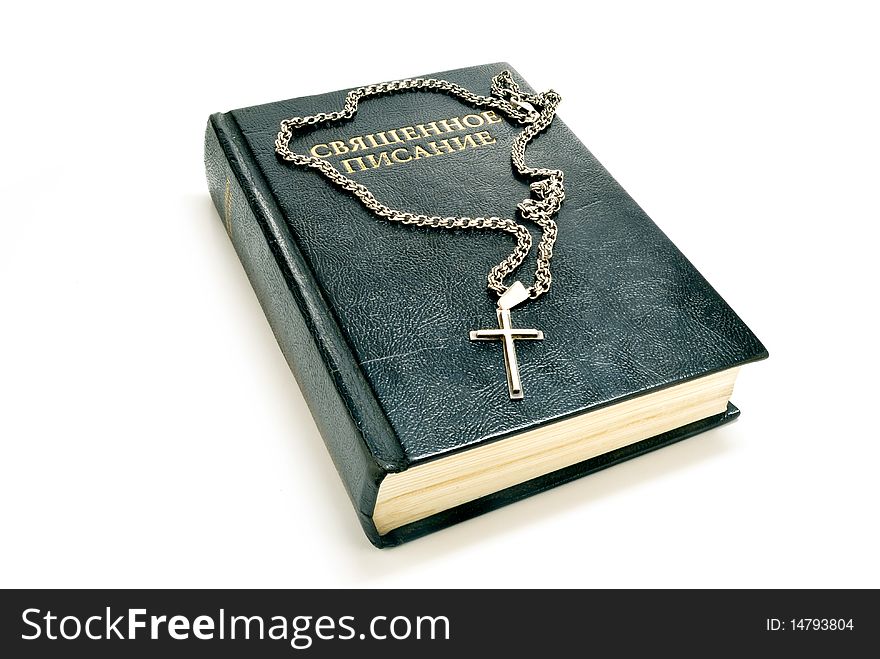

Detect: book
204,62,768,547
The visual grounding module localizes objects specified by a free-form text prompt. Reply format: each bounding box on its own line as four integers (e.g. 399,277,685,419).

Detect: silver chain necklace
275,70,565,399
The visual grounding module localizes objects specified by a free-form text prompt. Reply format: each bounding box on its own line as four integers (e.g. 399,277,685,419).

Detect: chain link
275,70,564,301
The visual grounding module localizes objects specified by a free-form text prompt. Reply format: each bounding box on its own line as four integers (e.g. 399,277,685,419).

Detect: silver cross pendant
469,282,544,400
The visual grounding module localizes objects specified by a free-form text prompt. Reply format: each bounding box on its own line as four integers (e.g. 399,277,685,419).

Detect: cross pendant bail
469,307,544,400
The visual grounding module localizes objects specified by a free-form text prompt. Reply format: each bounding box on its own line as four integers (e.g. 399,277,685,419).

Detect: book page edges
374,367,739,535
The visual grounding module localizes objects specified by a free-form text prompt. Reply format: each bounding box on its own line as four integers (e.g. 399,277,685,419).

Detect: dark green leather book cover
204,62,767,547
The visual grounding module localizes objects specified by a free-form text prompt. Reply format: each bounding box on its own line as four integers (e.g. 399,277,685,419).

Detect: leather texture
205,62,767,547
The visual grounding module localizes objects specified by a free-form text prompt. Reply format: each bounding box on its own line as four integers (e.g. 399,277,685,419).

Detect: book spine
204,112,405,547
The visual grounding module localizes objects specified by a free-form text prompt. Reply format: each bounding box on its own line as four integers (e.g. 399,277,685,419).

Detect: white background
2,1,878,588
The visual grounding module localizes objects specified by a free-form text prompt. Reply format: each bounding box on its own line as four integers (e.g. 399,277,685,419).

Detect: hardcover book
204,62,767,547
